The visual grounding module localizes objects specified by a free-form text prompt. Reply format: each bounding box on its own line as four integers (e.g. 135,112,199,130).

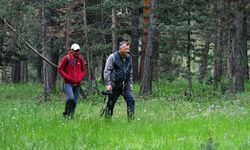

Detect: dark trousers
106,84,135,118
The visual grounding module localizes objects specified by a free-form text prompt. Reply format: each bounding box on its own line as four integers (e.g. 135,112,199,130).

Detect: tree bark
140,0,151,81
65,0,71,51
140,0,158,95
0,18,3,66
225,1,235,93
152,29,159,80
242,9,248,81
20,61,28,82
214,14,224,89
112,8,117,52
198,37,210,82
42,0,55,100
186,8,193,96
234,2,245,92
2,65,11,82
10,0,21,83
131,2,140,82
37,57,43,83
12,61,20,83
83,0,93,93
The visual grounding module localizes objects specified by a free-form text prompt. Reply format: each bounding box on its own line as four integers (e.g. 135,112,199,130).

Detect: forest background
1,0,250,149
1,0,250,97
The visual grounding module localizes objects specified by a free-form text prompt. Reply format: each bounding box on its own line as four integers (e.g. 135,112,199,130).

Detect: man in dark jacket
58,43,87,119
104,41,135,120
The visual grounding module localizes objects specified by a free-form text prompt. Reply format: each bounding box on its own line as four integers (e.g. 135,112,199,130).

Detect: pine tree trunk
83,0,93,93
0,18,3,66
20,61,28,82
152,31,159,80
226,2,234,92
140,0,151,81
37,57,43,83
42,0,55,100
65,1,71,50
12,61,20,83
112,8,117,52
227,28,235,93
162,33,176,81
11,0,21,83
226,31,234,79
186,9,193,96
140,0,158,95
131,2,140,82
100,0,106,84
2,65,7,82
242,9,248,81
2,64,11,82
214,16,224,89
234,3,245,92
198,37,210,82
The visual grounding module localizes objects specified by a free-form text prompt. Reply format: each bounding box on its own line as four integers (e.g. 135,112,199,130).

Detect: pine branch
3,18,58,68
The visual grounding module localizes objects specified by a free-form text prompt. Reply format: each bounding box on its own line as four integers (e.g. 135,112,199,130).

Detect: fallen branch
3,18,58,68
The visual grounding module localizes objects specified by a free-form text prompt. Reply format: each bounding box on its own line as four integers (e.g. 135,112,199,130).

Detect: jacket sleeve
104,54,115,86
58,56,71,81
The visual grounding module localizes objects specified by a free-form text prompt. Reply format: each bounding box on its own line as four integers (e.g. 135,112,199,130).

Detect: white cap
71,43,80,51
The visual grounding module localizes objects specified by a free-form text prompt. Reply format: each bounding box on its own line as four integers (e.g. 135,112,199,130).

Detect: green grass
1,82,250,149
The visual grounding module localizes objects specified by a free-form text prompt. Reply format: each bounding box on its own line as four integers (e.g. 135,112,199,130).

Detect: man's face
119,44,130,57
72,49,80,57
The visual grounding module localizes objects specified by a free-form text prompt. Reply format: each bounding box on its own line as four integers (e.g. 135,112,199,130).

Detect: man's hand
129,84,133,89
106,85,112,91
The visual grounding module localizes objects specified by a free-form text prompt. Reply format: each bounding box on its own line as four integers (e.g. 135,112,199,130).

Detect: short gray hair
119,41,129,48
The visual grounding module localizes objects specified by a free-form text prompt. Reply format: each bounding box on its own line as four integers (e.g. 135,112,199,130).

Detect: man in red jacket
58,43,87,119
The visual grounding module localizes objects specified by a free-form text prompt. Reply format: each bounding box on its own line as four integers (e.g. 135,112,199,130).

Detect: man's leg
63,101,71,117
71,86,81,117
106,87,122,118
63,83,75,118
123,84,135,120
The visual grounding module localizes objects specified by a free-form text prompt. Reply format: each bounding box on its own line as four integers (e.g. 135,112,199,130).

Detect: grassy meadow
1,81,250,149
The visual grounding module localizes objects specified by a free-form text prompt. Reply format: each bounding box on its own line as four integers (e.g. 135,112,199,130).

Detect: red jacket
58,51,87,86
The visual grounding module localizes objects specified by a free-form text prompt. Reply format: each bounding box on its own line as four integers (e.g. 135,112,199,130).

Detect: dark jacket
58,51,87,86
104,51,133,88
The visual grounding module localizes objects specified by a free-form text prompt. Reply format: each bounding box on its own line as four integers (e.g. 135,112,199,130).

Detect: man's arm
58,56,71,81
104,54,115,90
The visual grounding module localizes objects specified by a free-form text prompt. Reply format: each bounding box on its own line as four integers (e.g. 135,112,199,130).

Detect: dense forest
1,0,250,98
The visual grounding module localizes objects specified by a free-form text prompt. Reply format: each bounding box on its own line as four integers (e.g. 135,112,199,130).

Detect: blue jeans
107,84,135,117
64,83,81,103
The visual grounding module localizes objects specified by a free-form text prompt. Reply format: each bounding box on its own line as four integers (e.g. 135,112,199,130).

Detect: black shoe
63,101,71,118
104,108,112,118
71,101,76,118
128,112,134,121
68,100,76,119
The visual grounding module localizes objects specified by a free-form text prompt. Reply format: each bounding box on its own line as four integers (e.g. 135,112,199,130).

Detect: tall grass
0,82,250,149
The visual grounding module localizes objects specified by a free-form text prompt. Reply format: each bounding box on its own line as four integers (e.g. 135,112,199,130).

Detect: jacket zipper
124,59,126,82
74,60,77,84
123,59,126,94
